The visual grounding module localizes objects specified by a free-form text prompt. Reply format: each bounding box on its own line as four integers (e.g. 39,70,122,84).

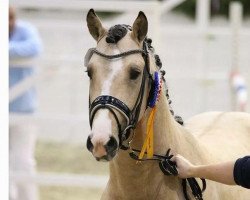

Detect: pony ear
132,11,148,43
86,9,106,41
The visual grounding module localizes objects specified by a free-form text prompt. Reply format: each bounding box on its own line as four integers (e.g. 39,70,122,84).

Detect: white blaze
101,49,123,95
91,49,123,145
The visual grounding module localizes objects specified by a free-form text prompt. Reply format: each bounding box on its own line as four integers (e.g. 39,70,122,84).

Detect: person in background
171,154,250,189
9,6,42,200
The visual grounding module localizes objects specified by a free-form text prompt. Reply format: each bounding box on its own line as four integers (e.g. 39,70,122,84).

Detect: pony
84,9,250,200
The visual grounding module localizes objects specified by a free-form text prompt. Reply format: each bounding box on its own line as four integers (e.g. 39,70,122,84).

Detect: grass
35,141,109,200
40,186,103,200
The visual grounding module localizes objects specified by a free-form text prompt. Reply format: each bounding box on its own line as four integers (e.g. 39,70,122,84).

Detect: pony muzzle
86,135,118,161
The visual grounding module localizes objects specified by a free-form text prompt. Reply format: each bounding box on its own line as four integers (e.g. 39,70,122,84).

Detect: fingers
170,154,181,164
170,154,194,178
170,155,176,162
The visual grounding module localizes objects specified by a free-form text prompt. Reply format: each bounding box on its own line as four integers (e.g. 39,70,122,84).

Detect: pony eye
85,69,92,79
130,69,141,80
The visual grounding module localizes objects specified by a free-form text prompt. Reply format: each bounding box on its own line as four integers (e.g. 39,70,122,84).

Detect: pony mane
106,24,131,44
144,38,184,126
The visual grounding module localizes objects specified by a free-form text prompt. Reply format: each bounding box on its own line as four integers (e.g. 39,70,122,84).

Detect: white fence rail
11,0,183,13
11,172,108,188
10,113,88,125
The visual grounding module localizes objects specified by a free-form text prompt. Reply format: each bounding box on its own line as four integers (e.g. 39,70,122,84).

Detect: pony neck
108,92,205,198
134,93,187,156
146,93,206,161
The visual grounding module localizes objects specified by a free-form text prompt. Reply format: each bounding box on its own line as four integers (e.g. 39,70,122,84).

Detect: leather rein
86,40,206,200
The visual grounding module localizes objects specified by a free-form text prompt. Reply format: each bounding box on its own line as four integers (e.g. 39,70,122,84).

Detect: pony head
85,9,153,161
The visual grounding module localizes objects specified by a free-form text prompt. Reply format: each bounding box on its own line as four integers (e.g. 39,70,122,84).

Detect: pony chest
106,173,182,200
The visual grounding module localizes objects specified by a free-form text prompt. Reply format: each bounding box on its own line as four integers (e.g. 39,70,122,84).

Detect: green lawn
36,141,109,200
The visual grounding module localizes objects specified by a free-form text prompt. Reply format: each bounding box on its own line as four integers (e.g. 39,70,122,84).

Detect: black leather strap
182,178,206,200
92,48,145,59
90,95,131,126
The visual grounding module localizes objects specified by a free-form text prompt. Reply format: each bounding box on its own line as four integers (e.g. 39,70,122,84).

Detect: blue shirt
9,20,42,113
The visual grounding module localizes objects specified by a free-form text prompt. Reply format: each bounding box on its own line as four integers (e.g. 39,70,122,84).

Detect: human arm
171,154,236,185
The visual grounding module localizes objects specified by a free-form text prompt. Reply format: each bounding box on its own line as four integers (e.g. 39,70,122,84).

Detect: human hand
171,154,196,178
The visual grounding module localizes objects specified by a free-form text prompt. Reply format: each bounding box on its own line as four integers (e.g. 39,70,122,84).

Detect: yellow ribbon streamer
138,106,156,159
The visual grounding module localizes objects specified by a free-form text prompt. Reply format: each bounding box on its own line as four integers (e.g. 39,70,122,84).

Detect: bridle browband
86,38,206,200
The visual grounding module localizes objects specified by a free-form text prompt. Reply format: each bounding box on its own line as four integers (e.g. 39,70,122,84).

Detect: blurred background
9,0,250,200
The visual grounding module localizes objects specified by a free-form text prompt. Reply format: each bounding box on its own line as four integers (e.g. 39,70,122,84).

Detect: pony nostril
86,136,94,152
106,137,115,147
105,136,118,153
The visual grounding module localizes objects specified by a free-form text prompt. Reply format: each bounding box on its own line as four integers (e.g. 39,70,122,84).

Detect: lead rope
182,178,206,200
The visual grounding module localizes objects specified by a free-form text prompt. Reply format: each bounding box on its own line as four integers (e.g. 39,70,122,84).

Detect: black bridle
88,41,152,148
86,39,206,200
